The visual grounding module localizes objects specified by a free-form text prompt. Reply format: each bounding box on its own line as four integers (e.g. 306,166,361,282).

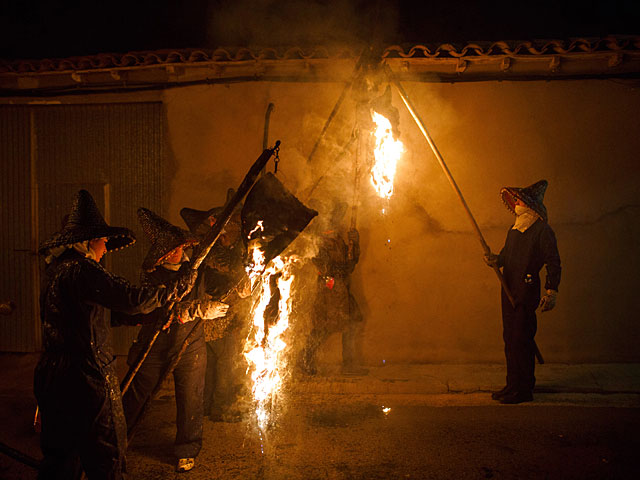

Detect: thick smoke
206,0,399,48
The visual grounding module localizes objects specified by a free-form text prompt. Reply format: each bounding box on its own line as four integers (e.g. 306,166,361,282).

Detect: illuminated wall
161,79,640,364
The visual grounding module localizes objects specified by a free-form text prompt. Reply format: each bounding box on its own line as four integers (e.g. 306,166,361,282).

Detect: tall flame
244,238,295,429
370,111,404,199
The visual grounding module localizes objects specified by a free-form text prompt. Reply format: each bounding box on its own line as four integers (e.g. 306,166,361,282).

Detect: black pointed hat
180,188,240,234
500,180,548,222
138,208,199,272
38,189,135,256
180,206,222,234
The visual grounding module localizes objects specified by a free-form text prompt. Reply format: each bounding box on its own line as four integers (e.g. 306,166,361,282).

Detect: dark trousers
501,292,538,394
122,336,205,459
301,319,364,369
35,368,126,480
204,334,243,417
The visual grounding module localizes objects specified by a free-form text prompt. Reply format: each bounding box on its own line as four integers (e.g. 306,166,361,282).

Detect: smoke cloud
206,0,399,48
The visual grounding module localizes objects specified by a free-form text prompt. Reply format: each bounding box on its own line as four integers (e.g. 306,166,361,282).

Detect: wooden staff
307,49,368,164
120,142,281,395
387,70,544,364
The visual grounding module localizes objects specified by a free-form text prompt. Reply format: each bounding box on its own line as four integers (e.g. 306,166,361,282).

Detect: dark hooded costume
34,190,189,480
180,192,251,421
489,180,561,403
121,208,222,464
299,201,365,375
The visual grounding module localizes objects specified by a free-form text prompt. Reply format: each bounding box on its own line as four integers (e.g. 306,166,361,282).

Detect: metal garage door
0,103,167,353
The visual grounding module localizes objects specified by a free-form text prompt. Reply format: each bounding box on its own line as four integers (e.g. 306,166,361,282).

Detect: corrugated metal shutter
0,103,166,353
0,106,38,352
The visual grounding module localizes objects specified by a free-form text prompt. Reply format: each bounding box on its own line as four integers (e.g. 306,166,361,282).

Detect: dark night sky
1,0,638,60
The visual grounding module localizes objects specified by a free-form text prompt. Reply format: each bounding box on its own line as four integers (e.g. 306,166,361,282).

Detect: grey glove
539,289,557,312
483,252,500,268
195,300,229,320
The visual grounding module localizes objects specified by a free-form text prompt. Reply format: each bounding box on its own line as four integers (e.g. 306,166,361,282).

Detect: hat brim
500,187,547,221
141,235,199,272
39,225,136,256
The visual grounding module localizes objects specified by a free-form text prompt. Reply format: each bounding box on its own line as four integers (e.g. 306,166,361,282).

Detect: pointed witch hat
38,189,135,256
138,208,199,272
500,180,549,222
180,188,240,235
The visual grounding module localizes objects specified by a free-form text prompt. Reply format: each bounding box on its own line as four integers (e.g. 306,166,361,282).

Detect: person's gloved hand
197,300,229,320
483,252,500,268
539,289,557,312
175,268,198,300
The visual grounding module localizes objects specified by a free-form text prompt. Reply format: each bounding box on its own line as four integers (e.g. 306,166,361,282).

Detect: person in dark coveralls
299,200,367,376
485,180,561,404
181,194,251,422
35,190,196,480
121,208,228,473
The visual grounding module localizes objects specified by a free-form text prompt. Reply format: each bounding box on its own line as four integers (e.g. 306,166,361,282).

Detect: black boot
499,391,533,404
491,385,514,401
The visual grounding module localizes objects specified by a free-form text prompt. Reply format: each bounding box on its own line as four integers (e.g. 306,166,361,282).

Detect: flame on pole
370,111,404,199
243,236,295,429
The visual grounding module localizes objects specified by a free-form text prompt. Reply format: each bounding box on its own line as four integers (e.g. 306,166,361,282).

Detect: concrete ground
1,354,639,479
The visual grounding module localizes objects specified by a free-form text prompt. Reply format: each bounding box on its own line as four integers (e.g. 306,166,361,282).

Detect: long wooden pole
388,71,544,364
307,50,367,164
120,143,281,395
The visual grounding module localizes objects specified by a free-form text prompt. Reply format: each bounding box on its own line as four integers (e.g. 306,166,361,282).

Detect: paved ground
1,354,639,479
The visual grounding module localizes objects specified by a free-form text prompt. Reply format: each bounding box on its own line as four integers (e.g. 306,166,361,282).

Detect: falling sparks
370,111,404,199
244,234,295,429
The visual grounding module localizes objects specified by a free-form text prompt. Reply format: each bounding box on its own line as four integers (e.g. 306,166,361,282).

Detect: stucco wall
162,78,640,364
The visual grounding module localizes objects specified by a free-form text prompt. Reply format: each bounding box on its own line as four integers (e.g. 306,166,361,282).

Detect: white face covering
512,205,539,232
73,240,98,261
514,205,527,215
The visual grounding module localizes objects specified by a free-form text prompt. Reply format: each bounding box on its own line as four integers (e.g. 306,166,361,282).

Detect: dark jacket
313,230,359,279
312,230,362,329
37,250,176,382
498,219,561,307
34,249,178,479
131,265,205,354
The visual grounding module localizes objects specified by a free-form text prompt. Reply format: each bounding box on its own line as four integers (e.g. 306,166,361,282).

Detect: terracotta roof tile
0,37,638,85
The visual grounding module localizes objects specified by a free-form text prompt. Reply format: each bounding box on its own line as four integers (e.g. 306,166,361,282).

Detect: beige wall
162,78,640,364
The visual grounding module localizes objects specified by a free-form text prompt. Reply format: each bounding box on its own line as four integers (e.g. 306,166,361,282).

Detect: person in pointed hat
120,207,228,473
35,190,197,480
180,188,252,422
484,180,561,404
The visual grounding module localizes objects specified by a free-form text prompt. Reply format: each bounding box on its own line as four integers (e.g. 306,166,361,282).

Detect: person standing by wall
35,190,196,480
485,180,561,404
298,200,367,376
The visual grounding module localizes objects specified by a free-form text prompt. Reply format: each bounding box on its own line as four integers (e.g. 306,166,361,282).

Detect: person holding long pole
484,181,561,403
386,67,556,390
118,208,228,473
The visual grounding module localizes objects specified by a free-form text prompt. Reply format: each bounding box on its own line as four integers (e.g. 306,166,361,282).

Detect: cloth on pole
242,172,317,265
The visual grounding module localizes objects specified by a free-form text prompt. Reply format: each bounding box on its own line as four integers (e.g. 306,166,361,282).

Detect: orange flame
244,236,295,428
370,111,404,199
